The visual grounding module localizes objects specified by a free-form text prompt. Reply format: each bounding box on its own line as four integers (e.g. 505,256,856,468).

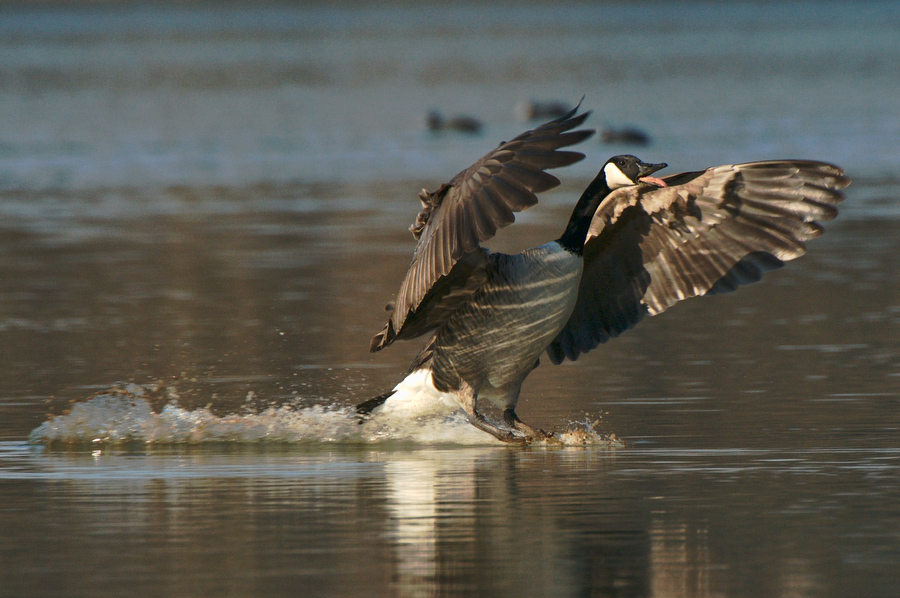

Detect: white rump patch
382,369,461,417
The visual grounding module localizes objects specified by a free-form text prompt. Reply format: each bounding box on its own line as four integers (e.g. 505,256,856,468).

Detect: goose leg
457,384,527,444
503,408,552,441
467,411,527,444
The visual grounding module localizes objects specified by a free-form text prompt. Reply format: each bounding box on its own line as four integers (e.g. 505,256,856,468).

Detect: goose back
430,243,583,402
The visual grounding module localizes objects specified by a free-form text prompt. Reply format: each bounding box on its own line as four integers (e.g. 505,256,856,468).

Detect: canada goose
361,107,849,443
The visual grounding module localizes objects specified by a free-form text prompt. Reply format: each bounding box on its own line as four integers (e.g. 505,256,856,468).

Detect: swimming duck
361,107,848,443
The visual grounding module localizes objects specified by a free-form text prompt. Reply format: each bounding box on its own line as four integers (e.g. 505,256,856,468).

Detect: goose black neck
556,174,611,255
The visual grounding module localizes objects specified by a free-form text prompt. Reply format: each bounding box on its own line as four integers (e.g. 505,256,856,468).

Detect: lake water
1,1,899,596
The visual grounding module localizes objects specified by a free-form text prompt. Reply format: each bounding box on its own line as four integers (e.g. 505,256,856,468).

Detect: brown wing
547,160,850,364
371,106,594,352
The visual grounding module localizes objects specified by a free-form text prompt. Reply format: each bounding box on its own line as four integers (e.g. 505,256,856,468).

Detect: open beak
638,161,668,187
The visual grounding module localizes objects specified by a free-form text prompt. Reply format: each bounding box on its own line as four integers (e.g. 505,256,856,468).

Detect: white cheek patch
604,162,634,189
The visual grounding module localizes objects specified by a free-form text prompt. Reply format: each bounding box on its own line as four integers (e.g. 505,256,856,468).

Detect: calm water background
1,1,899,596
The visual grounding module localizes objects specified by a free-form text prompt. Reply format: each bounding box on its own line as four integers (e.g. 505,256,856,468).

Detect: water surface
1,2,899,597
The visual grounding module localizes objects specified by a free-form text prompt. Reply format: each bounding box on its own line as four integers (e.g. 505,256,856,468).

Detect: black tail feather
356,390,395,417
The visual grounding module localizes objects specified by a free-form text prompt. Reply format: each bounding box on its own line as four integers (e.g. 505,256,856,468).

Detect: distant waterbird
361,106,849,443
514,99,573,122
426,110,483,134
601,126,652,146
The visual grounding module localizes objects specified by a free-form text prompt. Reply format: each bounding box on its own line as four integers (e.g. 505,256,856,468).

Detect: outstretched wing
547,160,849,364
371,106,594,352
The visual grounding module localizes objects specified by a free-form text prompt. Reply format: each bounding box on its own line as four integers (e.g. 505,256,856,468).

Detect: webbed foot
503,408,553,442
466,412,529,445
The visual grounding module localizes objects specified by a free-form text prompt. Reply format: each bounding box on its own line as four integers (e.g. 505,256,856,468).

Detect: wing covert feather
547,160,849,364
371,106,594,351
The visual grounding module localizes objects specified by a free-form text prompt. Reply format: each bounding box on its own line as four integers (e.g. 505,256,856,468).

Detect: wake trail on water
28,384,620,448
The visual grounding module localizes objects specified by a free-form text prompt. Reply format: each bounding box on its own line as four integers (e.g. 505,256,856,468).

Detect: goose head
602,155,668,189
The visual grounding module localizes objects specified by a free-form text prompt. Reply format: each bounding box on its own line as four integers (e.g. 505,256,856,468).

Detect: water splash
28,384,621,448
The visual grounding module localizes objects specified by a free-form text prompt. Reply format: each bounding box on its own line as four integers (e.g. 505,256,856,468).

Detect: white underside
379,369,461,418
369,369,618,446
